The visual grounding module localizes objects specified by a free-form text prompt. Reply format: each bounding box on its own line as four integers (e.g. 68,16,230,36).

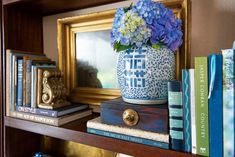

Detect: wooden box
100,98,168,134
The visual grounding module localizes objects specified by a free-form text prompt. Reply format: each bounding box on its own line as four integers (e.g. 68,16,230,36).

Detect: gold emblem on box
123,109,139,126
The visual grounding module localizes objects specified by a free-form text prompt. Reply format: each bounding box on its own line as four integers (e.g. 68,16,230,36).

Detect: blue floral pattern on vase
117,46,175,104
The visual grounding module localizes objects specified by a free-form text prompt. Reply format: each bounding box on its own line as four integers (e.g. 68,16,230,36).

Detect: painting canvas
75,29,119,89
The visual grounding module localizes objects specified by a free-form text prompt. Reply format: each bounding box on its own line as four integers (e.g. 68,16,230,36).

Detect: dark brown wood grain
4,116,198,157
3,5,43,53
0,1,3,157
3,0,125,15
5,127,41,157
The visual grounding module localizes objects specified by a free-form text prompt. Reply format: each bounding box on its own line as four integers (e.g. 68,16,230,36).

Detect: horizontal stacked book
6,49,92,126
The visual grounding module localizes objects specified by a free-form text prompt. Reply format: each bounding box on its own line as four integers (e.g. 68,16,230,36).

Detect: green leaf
124,3,133,13
152,43,164,50
114,42,132,52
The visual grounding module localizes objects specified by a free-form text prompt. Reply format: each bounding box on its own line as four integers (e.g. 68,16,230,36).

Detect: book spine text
222,49,234,157
195,57,209,156
87,128,169,149
15,106,58,117
17,59,23,106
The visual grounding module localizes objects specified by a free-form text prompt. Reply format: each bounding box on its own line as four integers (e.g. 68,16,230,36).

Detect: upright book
195,57,209,156
6,50,45,116
208,54,223,157
23,56,50,107
222,49,234,157
17,59,23,106
168,81,184,151
182,69,191,153
189,69,196,154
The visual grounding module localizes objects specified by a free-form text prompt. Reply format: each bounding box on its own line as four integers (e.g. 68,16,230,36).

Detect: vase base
122,97,167,105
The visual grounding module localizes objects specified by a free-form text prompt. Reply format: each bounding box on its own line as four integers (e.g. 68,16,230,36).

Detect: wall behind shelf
42,0,136,63
191,0,235,65
43,0,235,67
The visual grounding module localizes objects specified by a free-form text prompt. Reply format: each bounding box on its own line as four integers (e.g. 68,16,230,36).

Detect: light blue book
87,117,169,150
17,59,23,106
87,128,169,149
222,48,234,157
182,69,191,152
208,54,223,157
10,54,25,112
31,65,56,108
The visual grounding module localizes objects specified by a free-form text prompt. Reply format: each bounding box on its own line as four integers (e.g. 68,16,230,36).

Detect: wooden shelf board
3,0,125,15
4,115,197,157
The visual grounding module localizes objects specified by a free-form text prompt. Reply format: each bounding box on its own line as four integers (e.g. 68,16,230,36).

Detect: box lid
101,98,168,115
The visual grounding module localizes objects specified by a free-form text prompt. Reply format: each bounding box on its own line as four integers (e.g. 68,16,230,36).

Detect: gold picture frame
57,0,191,106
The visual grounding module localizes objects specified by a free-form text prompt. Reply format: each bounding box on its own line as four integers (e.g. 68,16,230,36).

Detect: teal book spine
182,69,191,152
17,59,23,106
168,81,184,151
222,49,234,157
87,128,169,149
195,57,209,156
208,54,223,157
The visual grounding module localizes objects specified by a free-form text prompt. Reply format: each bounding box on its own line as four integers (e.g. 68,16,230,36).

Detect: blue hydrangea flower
111,0,183,52
112,9,151,47
134,0,183,52
111,8,125,46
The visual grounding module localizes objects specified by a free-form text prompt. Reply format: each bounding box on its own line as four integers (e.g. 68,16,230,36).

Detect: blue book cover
208,54,223,157
182,69,191,152
87,128,169,149
222,49,234,157
15,104,88,117
17,59,23,106
167,81,184,151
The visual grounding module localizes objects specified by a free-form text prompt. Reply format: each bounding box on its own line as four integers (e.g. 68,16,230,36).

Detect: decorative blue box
100,98,169,134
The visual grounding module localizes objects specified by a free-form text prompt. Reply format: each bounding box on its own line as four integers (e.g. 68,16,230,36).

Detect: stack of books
6,49,92,126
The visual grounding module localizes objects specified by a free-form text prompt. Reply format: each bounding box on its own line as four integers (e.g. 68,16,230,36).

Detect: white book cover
87,117,169,143
189,69,196,154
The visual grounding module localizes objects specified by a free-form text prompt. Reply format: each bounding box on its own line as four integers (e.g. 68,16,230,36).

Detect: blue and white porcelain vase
117,45,175,105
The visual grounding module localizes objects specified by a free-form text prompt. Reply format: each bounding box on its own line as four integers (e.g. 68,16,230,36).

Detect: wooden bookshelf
4,115,197,157
0,0,196,156
2,0,125,15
